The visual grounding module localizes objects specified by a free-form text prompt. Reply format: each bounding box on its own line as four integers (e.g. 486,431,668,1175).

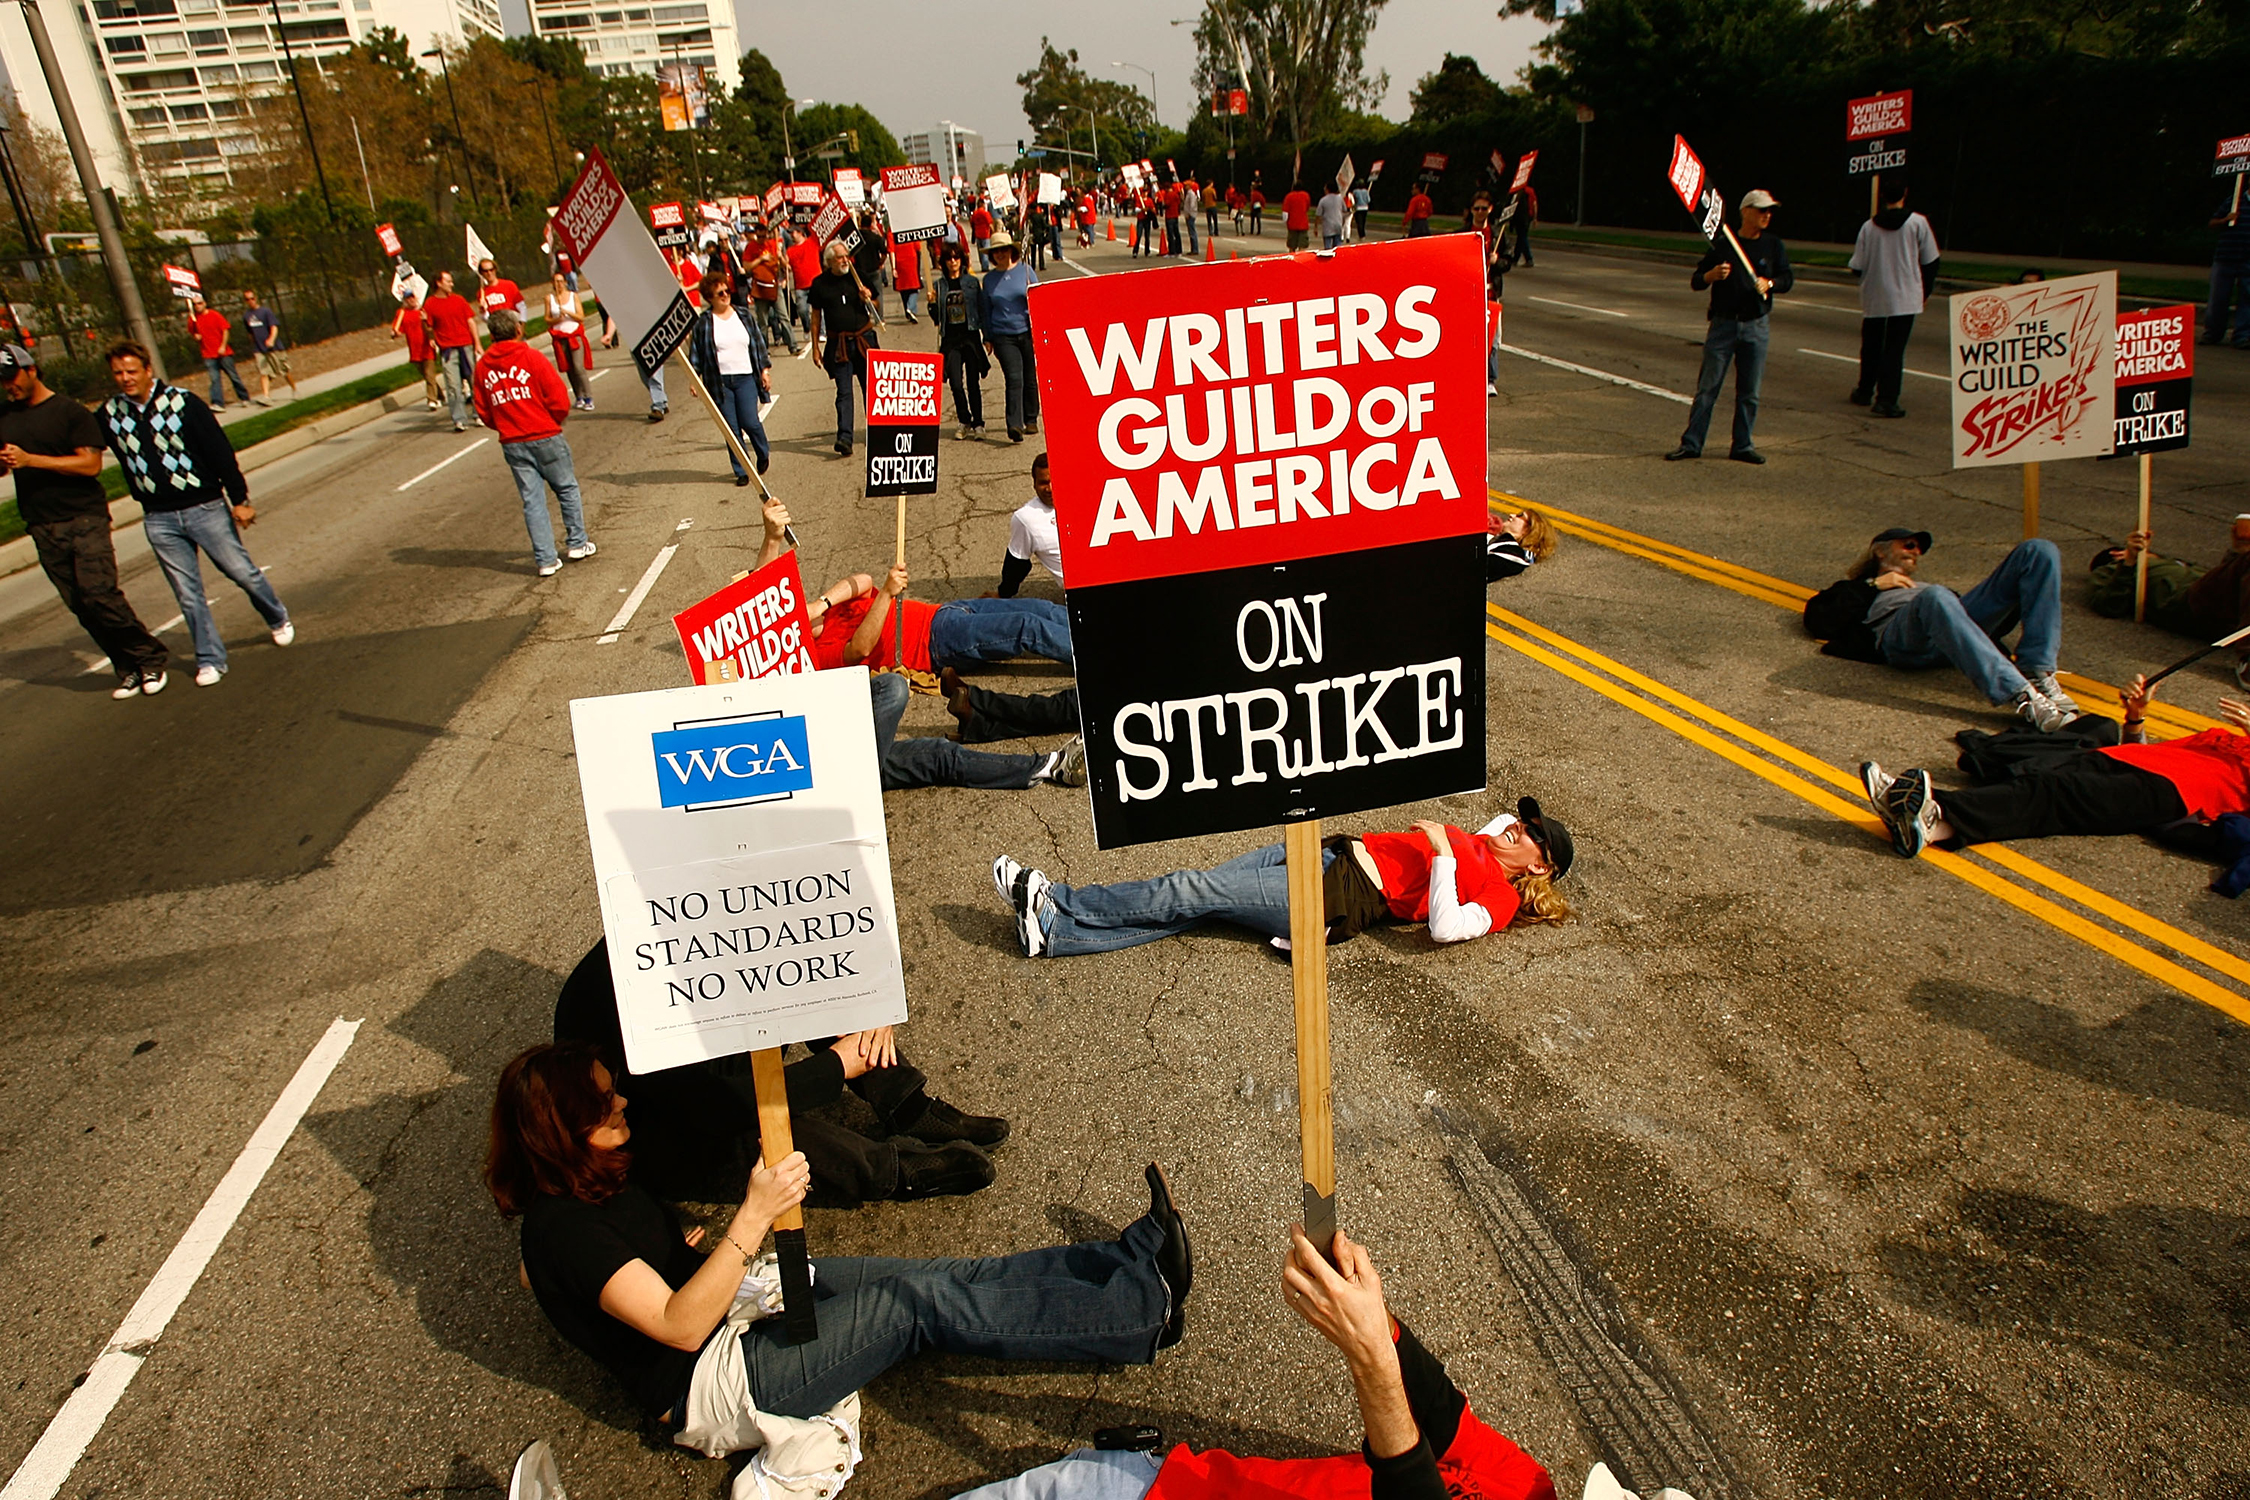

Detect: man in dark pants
1667,188,1794,464
2206,180,2250,348
554,938,1007,1206
805,239,876,457
0,344,170,697
868,670,1083,789
938,667,1080,744
1847,180,1940,418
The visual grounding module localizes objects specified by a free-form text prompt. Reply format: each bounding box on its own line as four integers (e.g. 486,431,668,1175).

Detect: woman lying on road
991,800,1575,958
1863,674,2250,856
487,1044,1192,1477
1487,508,1557,584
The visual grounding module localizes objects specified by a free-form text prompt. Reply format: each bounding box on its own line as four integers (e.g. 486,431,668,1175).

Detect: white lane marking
794,339,812,361
1050,259,1098,278
1500,343,1691,404
590,367,611,381
395,436,488,492
89,566,283,666
0,1018,361,1500
1795,346,1947,381
598,518,692,644
1525,294,1627,318
758,391,780,420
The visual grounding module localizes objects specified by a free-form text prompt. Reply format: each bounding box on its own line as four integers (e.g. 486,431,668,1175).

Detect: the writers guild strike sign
1844,88,1911,176
553,149,694,377
865,350,942,497
880,164,949,242
1947,270,2116,469
1029,235,1489,849
2111,304,2193,456
571,670,908,1076
673,553,819,684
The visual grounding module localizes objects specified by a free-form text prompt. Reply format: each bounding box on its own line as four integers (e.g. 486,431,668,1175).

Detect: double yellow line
1481,502,2250,1027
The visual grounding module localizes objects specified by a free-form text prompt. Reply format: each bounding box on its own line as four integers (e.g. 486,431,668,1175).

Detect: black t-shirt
520,1185,708,1417
806,270,873,338
1,391,109,526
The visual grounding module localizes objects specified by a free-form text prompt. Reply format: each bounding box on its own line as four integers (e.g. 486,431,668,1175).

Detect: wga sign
652,712,814,811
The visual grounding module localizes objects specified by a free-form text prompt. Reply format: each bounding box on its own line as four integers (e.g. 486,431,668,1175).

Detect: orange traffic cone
1106,218,1117,241
1230,250,1241,261
1205,239,1216,262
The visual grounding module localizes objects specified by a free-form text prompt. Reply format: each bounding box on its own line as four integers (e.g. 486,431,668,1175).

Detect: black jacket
1803,577,1886,661
1692,232,1793,321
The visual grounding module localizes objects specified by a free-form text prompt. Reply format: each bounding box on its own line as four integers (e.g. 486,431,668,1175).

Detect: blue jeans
1041,842,1335,955
825,343,867,447
1322,232,1344,250
870,671,1038,790
1184,212,1198,255
989,331,1038,433
1878,539,2062,704
643,361,668,413
501,434,587,567
955,1449,1161,1500
1678,314,1769,456
2209,256,2250,345
900,288,921,319
141,498,288,671
927,596,1071,669
743,1214,1169,1419
205,355,248,406
715,371,770,479
439,345,475,426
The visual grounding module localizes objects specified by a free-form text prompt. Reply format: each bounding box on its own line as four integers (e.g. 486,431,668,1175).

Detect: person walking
1162,178,1185,257
889,229,924,323
784,223,822,334
1133,185,1158,257
932,239,986,440
1847,180,1940,418
95,340,293,688
0,343,170,697
1077,188,1097,249
240,290,296,404
687,273,772,487
1249,181,1265,236
1204,179,1223,244
476,257,525,324
1508,185,1537,265
1025,201,1050,271
806,238,879,458
746,228,798,353
1403,185,1434,238
391,290,443,411
189,297,250,410
1182,174,1200,257
981,232,1039,443
971,197,995,270
2204,180,2250,348
1282,181,1314,251
425,269,481,433
474,310,592,577
1317,182,1349,250
1350,180,1371,240
544,271,596,411
1667,188,1794,465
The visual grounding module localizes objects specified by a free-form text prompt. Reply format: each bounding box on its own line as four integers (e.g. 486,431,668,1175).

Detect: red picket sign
1666,135,1707,211
671,553,818,685
649,201,686,229
1845,89,1913,141
375,222,402,257
1420,151,1449,172
1510,150,1539,192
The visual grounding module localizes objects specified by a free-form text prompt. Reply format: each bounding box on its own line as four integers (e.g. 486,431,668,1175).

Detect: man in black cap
1804,526,2075,730
987,800,1575,958
0,343,171,697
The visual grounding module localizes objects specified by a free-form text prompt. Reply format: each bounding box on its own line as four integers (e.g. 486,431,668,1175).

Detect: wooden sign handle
2134,453,2152,624
2022,460,2041,539
749,1046,818,1343
1284,820,1337,1259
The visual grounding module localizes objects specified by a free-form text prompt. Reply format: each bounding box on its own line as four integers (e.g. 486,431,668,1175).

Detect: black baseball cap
1516,796,1575,878
1871,527,1932,553
0,343,35,372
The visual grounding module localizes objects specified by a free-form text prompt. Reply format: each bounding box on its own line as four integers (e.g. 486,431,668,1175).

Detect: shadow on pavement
1904,979,2250,1120
1878,1187,2250,1405
0,613,533,916
388,546,531,576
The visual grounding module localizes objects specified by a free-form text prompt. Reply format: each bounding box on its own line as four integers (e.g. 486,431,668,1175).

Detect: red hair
484,1042,631,1217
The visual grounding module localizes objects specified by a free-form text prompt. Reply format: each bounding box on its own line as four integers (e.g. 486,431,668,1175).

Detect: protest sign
834,167,866,206
764,181,787,214
865,350,942,500
1038,172,1065,206
375,222,402,257
1510,150,1539,192
1228,88,1248,115
1420,151,1448,173
390,260,428,304
697,199,725,224
651,202,692,251
2111,304,2194,619
881,164,949,242
1122,162,1145,190
1369,159,1385,181
1948,271,2116,470
808,192,851,246
789,182,824,206
465,223,493,268
1845,88,1911,180
673,554,819,685
1665,134,1731,248
2218,132,2250,177
161,263,201,299
554,150,693,377
984,172,1018,209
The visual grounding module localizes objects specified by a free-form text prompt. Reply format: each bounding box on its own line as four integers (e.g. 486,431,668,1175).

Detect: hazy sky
499,0,1553,153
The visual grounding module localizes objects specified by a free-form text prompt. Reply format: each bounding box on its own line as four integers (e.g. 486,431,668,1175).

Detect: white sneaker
2031,673,2078,717
140,668,169,696
1487,382,1498,395
195,665,223,687
537,560,564,577
991,854,1024,903
2010,685,2069,732
271,621,295,647
112,673,143,700
1858,760,1895,806
566,541,598,561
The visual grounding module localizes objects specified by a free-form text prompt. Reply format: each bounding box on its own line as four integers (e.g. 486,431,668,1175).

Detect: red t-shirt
786,236,822,291
1077,194,1096,225
1404,192,1433,224
1358,826,1521,928
193,308,229,359
1146,1406,1553,1500
392,305,431,360
2100,728,2250,820
890,236,922,291
815,593,937,673
1163,184,1184,216
479,278,521,315
1282,191,1312,231
1251,189,1266,208
425,293,477,348
972,207,994,238
673,255,703,309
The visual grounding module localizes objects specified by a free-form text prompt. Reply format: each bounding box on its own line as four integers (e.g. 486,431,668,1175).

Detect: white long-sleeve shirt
1422,855,1495,943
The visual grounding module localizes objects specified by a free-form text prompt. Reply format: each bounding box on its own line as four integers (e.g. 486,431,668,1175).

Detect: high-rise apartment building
521,0,735,94
901,122,982,187
0,0,500,198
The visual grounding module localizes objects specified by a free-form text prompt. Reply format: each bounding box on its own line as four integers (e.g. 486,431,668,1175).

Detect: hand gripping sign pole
1029,237,1491,1256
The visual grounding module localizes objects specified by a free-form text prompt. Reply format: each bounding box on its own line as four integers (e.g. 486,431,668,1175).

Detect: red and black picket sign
1844,89,1911,177
865,350,943,498
2112,305,2194,456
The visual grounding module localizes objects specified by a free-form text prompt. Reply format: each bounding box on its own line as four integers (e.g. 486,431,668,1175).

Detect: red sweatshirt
1359,826,1521,929
472,338,571,442
2099,727,2250,820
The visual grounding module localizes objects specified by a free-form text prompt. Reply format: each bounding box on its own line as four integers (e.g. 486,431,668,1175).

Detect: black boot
903,1096,1011,1148
895,1141,995,1200
1143,1163,1191,1348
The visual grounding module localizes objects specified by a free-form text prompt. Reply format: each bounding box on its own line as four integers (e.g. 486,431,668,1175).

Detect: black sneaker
895,1141,995,1200
903,1097,1012,1148
111,671,143,700
1869,403,1906,419
1847,386,1872,406
1664,445,1699,461
1880,768,1937,857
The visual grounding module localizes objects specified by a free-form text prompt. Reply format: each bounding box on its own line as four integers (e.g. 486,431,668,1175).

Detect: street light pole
1113,61,1159,129
424,46,481,212
269,0,337,224
14,0,164,373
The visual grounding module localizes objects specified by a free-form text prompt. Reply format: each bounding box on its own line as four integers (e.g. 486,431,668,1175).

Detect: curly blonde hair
1513,509,1558,562
1508,867,1573,925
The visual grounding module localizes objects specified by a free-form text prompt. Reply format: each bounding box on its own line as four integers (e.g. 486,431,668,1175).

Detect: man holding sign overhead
1667,188,1793,465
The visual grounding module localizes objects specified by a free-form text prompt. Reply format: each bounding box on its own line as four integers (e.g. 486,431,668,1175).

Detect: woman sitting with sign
487,1045,1193,1468
989,800,1575,958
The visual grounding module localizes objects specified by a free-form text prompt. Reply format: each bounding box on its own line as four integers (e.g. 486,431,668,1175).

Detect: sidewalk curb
0,384,435,581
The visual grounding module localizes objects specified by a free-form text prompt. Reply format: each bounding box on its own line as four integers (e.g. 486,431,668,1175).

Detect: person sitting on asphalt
990,800,1575,959
553,938,1006,1206
1862,674,2250,856
950,1226,1558,1500
1803,526,2078,731
1487,508,1557,584
810,563,1073,675
486,1044,1193,1476
2088,520,2250,681
996,452,1062,596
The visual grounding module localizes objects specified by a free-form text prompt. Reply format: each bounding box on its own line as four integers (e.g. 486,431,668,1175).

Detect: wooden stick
894,492,907,669
673,355,799,548
749,1046,818,1344
2134,452,2153,624
2145,624,2250,689
1284,819,1336,1259
2022,460,2040,539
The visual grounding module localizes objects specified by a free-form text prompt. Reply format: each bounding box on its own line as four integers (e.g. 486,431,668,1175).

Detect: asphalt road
1,223,2245,1500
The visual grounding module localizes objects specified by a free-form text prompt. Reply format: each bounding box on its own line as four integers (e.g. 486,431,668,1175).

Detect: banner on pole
1337,155,1356,193
552,148,695,378
465,223,494,268
674,554,819,685
1029,236,1490,849
1510,150,1538,192
2217,133,2250,177
1420,151,1448,173
1845,89,1912,176
2111,304,2193,456
789,183,825,206
161,263,201,299
764,182,788,214
865,350,943,497
834,167,866,206
375,222,402,257
657,62,708,130
880,164,949,241
1947,270,2117,469
571,671,908,1076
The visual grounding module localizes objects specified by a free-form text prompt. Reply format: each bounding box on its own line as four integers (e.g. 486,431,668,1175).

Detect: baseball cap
1871,526,1933,553
1740,189,1780,211
1476,797,1576,878
0,343,34,372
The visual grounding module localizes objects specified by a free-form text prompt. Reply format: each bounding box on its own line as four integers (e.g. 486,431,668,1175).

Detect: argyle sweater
96,381,247,511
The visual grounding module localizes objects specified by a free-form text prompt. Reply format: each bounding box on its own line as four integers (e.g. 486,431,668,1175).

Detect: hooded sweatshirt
471,338,571,443
1850,206,1941,318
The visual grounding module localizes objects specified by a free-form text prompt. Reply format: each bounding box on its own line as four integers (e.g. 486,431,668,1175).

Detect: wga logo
652,712,814,811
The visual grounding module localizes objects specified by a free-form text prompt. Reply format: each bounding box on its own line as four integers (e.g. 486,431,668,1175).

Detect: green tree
1408,53,1502,122
1017,38,1157,170
793,102,903,178
1187,0,1391,154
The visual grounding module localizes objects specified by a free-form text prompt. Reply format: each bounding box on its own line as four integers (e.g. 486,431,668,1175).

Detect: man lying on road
1804,526,2078,731
810,564,1072,675
2088,521,2250,685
